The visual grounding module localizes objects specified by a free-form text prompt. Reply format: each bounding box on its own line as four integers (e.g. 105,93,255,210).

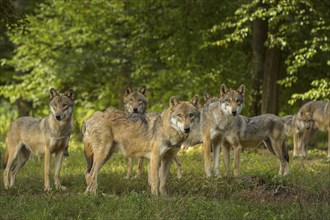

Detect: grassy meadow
0,142,329,220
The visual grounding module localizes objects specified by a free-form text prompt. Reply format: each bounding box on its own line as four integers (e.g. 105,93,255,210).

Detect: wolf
3,88,74,191
281,115,317,158
83,96,200,195
149,96,200,196
294,101,330,158
123,86,183,179
183,84,245,177
222,113,290,177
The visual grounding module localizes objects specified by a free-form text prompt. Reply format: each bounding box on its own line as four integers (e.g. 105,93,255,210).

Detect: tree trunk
249,18,267,116
261,47,281,114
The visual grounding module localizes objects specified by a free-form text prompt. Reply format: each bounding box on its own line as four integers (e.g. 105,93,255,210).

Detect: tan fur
3,88,74,191
149,96,200,196
83,96,200,195
183,84,245,177
123,86,183,179
294,101,330,158
223,114,289,176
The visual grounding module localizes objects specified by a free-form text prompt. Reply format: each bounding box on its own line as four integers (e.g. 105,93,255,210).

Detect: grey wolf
222,113,290,176
294,101,330,158
183,84,245,177
281,115,317,158
83,96,200,195
3,88,74,191
123,86,183,179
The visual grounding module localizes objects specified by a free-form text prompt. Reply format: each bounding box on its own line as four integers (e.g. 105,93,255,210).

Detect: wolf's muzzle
55,115,62,121
184,127,191,133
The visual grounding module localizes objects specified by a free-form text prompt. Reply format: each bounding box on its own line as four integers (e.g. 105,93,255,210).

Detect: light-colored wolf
294,101,330,158
3,88,74,191
123,86,183,179
83,96,200,195
183,84,245,177
222,113,290,176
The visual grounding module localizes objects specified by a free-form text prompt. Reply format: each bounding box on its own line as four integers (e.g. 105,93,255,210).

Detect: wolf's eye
63,104,68,108
189,113,194,118
236,100,241,104
177,114,182,118
138,100,143,104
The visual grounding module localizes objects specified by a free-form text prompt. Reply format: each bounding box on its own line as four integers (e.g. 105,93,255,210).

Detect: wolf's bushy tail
2,148,9,169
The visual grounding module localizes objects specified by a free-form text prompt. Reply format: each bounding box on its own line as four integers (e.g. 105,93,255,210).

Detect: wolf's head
169,96,200,134
49,88,74,121
124,85,148,115
295,104,314,130
219,84,245,116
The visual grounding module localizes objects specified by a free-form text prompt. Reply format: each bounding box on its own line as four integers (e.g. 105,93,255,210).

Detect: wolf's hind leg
84,143,115,195
4,143,23,189
10,146,30,187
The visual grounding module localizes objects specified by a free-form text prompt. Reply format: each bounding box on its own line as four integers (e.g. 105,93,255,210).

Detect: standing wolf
123,86,183,179
281,115,317,158
294,101,330,158
222,113,289,176
83,96,200,195
3,88,74,191
183,84,245,177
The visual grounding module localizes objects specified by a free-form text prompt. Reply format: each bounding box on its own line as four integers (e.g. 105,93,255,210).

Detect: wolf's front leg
203,130,212,177
149,142,160,196
233,143,242,177
54,150,66,190
159,152,175,196
44,146,52,192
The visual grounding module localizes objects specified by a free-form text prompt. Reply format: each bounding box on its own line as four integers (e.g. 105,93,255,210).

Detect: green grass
0,144,329,220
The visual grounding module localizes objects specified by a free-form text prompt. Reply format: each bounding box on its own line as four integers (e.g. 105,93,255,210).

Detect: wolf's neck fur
46,114,73,139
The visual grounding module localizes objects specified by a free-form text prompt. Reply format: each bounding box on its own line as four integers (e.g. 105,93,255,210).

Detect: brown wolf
183,84,245,177
3,88,74,191
123,86,183,179
222,113,289,176
294,101,330,158
149,96,200,196
83,96,200,195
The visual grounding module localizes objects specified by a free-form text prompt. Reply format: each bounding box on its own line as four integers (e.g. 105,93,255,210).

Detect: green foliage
211,0,330,104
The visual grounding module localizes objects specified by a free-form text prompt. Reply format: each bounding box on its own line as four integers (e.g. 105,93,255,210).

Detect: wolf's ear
64,89,74,100
125,87,132,96
140,85,146,96
237,84,245,96
204,92,211,102
50,88,59,99
169,96,180,108
220,84,228,97
190,95,199,107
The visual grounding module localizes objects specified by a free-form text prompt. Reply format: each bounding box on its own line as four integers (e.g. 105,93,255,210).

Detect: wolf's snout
184,127,191,133
55,115,62,121
133,108,138,113
232,110,237,116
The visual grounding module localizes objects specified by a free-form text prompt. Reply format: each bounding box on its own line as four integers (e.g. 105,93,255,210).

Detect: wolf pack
2,85,329,196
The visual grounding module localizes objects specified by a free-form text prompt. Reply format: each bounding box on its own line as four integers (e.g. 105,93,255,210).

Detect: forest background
0,0,329,141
